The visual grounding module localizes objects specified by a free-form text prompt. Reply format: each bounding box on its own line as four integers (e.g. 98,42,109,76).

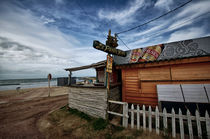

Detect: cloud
55,0,64,5
167,27,206,43
0,1,104,79
98,0,145,25
154,0,173,11
118,0,210,49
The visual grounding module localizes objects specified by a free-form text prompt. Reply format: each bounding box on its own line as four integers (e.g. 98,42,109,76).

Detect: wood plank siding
119,57,210,107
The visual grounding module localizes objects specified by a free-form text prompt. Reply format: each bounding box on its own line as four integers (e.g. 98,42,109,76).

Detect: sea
0,78,57,91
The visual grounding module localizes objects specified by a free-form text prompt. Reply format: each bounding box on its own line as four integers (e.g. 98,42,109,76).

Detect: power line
128,11,210,44
75,0,131,50
117,35,131,50
116,0,192,35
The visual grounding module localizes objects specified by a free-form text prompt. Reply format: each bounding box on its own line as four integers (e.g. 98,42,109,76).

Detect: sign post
93,29,124,120
48,73,52,97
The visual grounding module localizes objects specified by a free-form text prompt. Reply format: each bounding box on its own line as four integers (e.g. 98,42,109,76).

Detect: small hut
65,60,121,119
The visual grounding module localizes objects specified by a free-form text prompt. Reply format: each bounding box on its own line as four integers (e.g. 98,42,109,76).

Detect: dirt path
0,92,68,138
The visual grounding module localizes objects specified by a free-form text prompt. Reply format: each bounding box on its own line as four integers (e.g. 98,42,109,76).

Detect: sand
0,87,68,138
0,86,69,104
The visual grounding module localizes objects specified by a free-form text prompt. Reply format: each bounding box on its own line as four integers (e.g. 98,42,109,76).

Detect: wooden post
205,111,210,139
172,108,176,138
68,71,72,86
187,109,193,139
196,110,202,138
137,105,140,130
155,106,160,135
179,109,184,139
48,73,52,97
143,105,146,130
131,104,134,129
123,102,128,128
149,106,152,132
163,108,168,135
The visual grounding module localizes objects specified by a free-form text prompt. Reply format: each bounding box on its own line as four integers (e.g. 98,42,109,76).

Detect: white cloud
167,27,206,43
40,15,55,24
0,2,105,79
154,0,173,11
176,1,210,19
98,0,145,25
119,0,210,48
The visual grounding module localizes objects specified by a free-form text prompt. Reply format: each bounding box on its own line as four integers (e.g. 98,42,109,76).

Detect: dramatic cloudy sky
0,0,210,79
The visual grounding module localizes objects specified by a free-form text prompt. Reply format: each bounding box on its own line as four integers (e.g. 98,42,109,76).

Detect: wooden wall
122,61,210,107
69,85,121,119
69,87,107,119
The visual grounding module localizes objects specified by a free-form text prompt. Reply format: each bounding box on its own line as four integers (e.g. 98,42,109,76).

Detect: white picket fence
108,100,210,139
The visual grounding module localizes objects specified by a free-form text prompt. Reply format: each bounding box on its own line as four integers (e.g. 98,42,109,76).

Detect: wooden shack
114,36,210,107
65,60,121,119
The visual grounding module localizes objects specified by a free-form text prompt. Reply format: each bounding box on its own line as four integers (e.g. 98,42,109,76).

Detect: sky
0,0,210,79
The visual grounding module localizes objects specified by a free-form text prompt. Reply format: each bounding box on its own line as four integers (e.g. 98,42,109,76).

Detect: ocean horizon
0,78,57,91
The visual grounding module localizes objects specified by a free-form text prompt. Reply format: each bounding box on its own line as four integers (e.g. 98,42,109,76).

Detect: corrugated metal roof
115,55,210,66
114,36,210,66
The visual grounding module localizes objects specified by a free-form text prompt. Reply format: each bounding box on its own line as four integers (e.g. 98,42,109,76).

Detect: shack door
122,69,140,103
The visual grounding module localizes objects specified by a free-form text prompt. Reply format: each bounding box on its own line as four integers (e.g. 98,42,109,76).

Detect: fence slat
123,103,128,128
163,108,168,135
205,111,210,139
149,106,152,132
137,105,140,130
131,104,134,129
179,109,184,139
172,108,176,138
196,110,202,138
143,105,146,130
123,103,125,127
125,103,128,128
187,109,193,139
155,106,160,135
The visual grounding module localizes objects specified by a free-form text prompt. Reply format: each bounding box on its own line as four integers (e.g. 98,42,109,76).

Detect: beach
0,86,68,104
0,86,68,138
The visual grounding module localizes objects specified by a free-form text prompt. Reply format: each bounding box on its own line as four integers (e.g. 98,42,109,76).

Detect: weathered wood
143,105,146,130
131,104,134,129
93,40,126,57
155,106,160,135
205,111,210,139
171,62,210,80
196,110,202,138
149,106,152,132
139,66,171,80
123,103,128,128
137,105,140,130
179,109,184,139
108,100,126,105
107,111,123,117
125,103,128,128
172,108,176,138
163,108,168,135
187,109,193,139
69,87,107,119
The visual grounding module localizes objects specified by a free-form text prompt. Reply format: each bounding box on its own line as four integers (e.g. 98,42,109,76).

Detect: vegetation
39,105,164,139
